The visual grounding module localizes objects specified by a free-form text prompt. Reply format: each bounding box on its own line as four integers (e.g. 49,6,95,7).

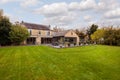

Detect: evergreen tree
0,17,12,46
87,24,98,40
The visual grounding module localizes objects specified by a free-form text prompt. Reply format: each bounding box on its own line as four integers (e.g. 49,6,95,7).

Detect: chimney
48,25,51,29
0,9,3,17
21,20,24,23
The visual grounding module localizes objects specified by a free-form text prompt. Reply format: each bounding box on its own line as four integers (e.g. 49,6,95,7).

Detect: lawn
0,45,120,80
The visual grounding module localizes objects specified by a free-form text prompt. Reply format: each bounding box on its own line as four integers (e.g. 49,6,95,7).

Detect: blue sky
0,0,120,29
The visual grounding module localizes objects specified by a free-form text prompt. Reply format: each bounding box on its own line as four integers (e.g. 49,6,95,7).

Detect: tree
9,24,29,45
91,29,105,44
115,28,120,46
91,26,120,46
87,24,98,40
103,27,120,46
53,26,65,32
0,17,12,46
75,29,85,44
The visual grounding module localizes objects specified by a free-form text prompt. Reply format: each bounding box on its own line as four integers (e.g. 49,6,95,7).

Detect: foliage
75,29,85,38
0,17,12,46
91,27,120,46
9,25,29,45
87,24,98,40
103,27,120,46
91,29,105,44
75,29,85,44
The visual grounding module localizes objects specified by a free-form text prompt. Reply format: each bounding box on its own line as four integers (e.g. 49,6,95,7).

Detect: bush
9,25,29,45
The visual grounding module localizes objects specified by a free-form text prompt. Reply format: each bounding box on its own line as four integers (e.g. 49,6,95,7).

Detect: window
39,31,41,35
28,29,32,35
47,31,50,36
65,38,69,42
71,32,73,35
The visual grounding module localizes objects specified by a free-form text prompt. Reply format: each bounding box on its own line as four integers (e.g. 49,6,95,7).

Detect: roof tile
22,22,50,30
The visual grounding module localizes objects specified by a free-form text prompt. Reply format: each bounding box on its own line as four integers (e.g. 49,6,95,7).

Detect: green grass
0,45,120,80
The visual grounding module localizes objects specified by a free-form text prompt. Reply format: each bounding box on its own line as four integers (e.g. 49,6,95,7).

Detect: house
53,30,79,47
21,22,79,47
21,22,53,45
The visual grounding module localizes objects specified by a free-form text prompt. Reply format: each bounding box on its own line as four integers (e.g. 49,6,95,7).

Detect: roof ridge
22,22,50,30
23,22,48,27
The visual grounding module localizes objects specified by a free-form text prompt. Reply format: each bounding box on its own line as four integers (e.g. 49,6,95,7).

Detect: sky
0,0,120,29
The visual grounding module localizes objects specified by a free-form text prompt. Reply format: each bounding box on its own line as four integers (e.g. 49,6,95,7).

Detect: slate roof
53,30,69,37
21,22,50,30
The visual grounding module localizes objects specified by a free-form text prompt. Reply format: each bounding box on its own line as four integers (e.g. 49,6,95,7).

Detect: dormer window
71,32,73,35
39,31,41,35
30,30,32,35
28,29,32,35
47,31,50,36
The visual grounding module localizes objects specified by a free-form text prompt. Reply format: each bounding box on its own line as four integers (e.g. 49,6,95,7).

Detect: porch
52,36,77,47
41,37,52,44
26,37,36,45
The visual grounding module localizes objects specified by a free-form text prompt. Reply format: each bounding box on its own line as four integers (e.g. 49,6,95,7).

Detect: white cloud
69,2,80,11
0,0,41,7
35,0,97,16
4,13,22,23
96,0,120,12
35,2,68,17
97,2,106,11
35,2,82,26
42,12,78,26
96,18,120,27
84,15,92,21
34,0,120,28
69,0,97,11
1,0,120,28
79,0,96,10
20,0,40,7
104,8,120,19
88,21,96,25
0,0,19,4
34,0,97,26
